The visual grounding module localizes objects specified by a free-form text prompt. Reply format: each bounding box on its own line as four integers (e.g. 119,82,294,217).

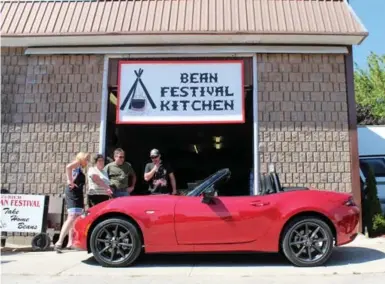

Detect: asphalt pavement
1,235,385,283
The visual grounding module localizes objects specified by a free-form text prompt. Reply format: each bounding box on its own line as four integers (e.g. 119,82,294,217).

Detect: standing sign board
0,194,46,233
117,60,245,124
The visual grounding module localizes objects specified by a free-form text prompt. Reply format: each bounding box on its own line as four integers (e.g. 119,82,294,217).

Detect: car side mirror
201,186,216,204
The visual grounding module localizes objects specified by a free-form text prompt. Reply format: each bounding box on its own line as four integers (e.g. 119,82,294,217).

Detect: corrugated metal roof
1,0,367,36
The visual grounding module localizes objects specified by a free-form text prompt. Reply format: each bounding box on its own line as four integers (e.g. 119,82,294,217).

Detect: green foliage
355,52,385,123
373,214,385,235
356,103,385,125
363,166,383,237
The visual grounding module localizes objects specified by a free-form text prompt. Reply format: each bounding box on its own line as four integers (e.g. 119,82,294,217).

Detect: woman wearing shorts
54,152,90,253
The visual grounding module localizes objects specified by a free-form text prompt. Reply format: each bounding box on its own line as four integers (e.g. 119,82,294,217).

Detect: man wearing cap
144,149,177,195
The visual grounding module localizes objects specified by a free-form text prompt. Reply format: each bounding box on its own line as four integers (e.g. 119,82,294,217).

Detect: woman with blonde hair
54,152,90,253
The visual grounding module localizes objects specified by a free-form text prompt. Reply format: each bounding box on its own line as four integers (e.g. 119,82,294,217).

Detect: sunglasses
150,156,159,159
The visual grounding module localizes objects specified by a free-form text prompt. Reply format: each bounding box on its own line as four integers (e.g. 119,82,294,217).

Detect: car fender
259,191,340,251
85,200,147,241
86,196,178,248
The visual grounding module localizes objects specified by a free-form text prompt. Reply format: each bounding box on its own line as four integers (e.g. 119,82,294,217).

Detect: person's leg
88,195,99,207
66,227,74,248
55,208,82,252
54,212,77,253
87,194,94,208
88,195,110,207
66,208,82,248
98,195,110,203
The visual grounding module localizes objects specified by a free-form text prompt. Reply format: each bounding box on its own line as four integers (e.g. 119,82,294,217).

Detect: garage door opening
104,58,255,196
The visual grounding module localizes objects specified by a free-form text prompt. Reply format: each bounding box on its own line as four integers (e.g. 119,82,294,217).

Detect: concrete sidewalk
1,235,385,277
2,274,385,284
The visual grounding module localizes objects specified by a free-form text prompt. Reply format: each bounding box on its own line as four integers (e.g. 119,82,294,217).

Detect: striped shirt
87,166,110,195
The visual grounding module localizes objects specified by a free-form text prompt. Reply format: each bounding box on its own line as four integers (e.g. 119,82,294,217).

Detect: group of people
54,148,177,253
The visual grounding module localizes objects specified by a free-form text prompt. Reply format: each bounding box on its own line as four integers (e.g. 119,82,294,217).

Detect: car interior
198,169,309,197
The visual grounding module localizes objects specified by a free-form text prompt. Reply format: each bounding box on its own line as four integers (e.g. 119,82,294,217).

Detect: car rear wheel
90,217,142,267
281,217,334,267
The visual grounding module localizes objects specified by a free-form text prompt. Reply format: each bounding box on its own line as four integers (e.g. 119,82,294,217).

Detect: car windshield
378,182,385,201
186,169,228,197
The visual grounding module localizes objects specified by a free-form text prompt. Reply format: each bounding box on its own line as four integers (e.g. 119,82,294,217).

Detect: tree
362,166,383,237
355,52,385,125
356,103,385,125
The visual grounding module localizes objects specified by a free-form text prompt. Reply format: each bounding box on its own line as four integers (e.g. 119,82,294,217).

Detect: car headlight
343,197,356,207
80,210,90,218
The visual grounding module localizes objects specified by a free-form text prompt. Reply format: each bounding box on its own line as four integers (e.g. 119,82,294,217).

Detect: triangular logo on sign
120,68,157,112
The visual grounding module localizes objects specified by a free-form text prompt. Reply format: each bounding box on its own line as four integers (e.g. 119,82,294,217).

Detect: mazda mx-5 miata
72,169,360,268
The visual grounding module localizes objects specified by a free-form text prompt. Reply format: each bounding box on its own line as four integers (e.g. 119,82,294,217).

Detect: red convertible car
72,169,360,268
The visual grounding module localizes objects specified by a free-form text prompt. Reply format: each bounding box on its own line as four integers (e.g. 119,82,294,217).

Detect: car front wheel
90,217,142,267
281,217,334,267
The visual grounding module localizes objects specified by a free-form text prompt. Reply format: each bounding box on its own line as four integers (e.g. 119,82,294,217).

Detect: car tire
90,217,142,267
281,217,334,267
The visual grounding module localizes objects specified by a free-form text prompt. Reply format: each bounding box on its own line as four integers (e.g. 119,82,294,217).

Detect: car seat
270,172,283,192
259,173,277,195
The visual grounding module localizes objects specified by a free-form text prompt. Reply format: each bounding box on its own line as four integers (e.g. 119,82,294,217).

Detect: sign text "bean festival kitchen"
117,61,244,124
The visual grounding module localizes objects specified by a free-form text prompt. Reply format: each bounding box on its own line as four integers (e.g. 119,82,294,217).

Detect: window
360,157,385,178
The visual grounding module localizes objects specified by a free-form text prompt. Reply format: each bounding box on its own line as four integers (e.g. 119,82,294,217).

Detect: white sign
117,60,245,124
0,194,45,233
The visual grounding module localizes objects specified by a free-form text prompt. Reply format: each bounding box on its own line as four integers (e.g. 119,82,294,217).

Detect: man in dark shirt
144,149,177,195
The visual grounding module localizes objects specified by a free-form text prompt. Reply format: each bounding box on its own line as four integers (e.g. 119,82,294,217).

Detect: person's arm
90,174,110,191
169,172,177,195
131,170,137,189
144,163,157,181
103,164,110,178
167,164,177,194
66,160,80,189
91,174,113,196
127,163,136,193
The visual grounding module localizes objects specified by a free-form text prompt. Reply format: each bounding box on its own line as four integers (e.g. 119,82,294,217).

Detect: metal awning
1,0,368,47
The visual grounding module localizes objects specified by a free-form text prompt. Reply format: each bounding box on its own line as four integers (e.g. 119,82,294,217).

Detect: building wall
1,49,352,195
1,47,103,195
257,54,351,192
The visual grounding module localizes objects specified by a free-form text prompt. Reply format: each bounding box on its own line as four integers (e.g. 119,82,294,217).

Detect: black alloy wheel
90,217,142,267
282,217,334,267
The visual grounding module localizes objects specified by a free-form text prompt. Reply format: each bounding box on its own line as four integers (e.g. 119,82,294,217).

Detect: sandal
54,244,63,254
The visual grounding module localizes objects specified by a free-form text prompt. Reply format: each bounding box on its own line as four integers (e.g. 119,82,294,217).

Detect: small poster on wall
117,60,245,124
0,194,46,233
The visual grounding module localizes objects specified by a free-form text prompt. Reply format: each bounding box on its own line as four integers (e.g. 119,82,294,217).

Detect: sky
350,0,385,68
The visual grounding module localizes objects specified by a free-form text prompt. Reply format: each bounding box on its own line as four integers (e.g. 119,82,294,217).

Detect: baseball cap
150,149,160,157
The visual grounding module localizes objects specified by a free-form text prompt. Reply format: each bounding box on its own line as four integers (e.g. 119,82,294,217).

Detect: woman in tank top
54,152,90,253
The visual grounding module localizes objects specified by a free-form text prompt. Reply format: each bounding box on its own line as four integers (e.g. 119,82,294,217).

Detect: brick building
1,1,367,209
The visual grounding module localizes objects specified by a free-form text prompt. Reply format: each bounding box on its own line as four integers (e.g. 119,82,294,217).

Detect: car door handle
250,201,270,207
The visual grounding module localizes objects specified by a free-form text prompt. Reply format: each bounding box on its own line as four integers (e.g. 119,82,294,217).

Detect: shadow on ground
0,247,54,256
328,246,385,265
1,260,15,264
82,246,385,268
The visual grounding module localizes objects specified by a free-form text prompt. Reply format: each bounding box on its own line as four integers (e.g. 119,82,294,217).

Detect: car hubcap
95,224,134,264
289,222,330,263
